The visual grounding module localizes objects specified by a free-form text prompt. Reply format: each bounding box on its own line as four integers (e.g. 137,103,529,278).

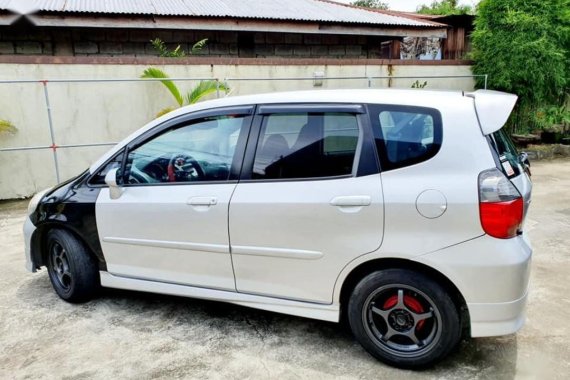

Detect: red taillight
479,169,523,239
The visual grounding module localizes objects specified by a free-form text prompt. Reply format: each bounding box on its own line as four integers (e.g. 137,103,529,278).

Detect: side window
252,112,360,180
89,151,124,186
370,105,442,170
125,115,247,184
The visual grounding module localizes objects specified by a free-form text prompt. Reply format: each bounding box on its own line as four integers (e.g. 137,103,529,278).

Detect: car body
24,89,532,368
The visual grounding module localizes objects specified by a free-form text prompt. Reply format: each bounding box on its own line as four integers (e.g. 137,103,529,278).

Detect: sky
334,0,479,12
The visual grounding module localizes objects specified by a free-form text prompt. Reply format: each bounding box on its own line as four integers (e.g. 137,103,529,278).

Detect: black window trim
239,103,379,183
258,104,365,115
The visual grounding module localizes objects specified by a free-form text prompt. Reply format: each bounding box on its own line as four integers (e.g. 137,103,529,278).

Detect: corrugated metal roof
17,0,441,27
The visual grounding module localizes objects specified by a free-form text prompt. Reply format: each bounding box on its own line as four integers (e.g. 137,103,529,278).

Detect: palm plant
141,67,229,117
0,119,16,134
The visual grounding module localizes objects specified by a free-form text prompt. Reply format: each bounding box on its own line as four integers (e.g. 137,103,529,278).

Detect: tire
347,269,461,369
46,229,100,303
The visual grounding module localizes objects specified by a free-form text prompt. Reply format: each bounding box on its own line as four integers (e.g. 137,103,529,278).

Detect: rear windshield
489,129,521,178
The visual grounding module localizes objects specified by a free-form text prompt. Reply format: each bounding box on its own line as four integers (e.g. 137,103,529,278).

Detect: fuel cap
416,189,447,219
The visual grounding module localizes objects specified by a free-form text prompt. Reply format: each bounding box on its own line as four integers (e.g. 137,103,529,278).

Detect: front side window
370,105,442,170
125,115,247,184
252,112,360,180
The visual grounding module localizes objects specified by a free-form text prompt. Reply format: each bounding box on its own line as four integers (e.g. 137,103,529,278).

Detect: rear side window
369,105,442,171
252,112,360,180
489,129,521,178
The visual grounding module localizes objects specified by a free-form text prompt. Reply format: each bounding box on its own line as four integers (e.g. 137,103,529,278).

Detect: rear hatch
467,90,532,230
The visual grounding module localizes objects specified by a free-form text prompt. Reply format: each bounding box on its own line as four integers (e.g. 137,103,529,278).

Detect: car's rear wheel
46,229,100,303
348,269,461,369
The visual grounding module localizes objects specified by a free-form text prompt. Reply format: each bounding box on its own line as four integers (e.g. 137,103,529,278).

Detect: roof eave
27,14,447,38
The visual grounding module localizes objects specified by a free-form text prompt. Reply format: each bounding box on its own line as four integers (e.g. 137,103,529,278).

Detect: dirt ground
1,160,569,380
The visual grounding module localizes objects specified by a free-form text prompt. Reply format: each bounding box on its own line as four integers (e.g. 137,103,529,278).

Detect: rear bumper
414,233,532,337
23,216,37,272
468,289,528,337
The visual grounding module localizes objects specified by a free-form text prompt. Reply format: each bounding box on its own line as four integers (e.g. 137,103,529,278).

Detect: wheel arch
336,257,470,336
33,222,107,271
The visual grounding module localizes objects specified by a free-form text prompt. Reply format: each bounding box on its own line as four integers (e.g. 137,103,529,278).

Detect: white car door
229,105,384,303
95,107,253,291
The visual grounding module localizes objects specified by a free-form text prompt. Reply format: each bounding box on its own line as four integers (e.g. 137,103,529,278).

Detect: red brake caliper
383,293,426,330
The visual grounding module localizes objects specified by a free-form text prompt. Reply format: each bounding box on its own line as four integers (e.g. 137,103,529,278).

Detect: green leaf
141,67,184,106
191,38,208,54
186,81,230,104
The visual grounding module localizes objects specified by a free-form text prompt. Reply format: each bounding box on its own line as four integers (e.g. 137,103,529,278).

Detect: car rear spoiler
465,90,518,135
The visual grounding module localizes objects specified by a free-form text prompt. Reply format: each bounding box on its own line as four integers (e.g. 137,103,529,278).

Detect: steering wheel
167,153,205,182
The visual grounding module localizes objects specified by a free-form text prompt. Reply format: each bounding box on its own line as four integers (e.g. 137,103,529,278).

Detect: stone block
345,45,362,56
255,45,274,56
275,45,293,56
42,41,54,55
15,42,42,55
328,45,346,56
74,41,98,54
122,42,146,56
53,41,74,56
293,45,310,56
310,45,328,56
99,42,123,54
210,43,229,55
0,42,14,54
144,42,160,55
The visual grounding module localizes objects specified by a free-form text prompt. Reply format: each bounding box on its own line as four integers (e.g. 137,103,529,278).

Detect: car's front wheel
348,269,461,369
46,229,100,303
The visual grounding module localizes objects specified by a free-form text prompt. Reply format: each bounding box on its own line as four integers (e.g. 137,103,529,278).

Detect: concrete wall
0,62,474,199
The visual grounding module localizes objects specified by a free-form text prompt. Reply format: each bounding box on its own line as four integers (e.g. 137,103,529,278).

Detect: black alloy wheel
348,269,461,368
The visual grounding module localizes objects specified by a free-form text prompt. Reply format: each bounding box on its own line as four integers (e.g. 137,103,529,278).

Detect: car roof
89,89,513,173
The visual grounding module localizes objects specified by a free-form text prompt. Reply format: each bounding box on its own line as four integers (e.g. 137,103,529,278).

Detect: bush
471,0,570,134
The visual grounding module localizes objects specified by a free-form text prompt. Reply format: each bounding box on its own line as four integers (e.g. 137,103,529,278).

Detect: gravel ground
1,160,569,380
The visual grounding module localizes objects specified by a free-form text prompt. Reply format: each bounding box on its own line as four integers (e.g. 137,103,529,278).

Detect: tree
141,68,230,117
351,0,389,9
150,38,208,57
417,0,472,15
471,0,569,133
141,38,229,117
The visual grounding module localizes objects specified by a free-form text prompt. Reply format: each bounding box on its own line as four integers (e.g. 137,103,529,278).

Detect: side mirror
104,168,123,199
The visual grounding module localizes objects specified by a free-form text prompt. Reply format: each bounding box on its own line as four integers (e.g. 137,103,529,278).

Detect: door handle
329,196,371,207
187,196,218,206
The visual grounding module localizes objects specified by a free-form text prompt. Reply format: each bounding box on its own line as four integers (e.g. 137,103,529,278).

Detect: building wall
0,27,398,59
0,61,474,199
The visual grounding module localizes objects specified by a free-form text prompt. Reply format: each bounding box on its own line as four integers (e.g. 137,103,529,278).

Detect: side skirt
100,272,340,322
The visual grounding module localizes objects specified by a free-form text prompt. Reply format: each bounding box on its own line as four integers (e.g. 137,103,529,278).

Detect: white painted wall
0,63,474,199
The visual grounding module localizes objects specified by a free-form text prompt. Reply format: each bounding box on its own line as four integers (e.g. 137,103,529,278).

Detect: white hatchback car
24,89,532,368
